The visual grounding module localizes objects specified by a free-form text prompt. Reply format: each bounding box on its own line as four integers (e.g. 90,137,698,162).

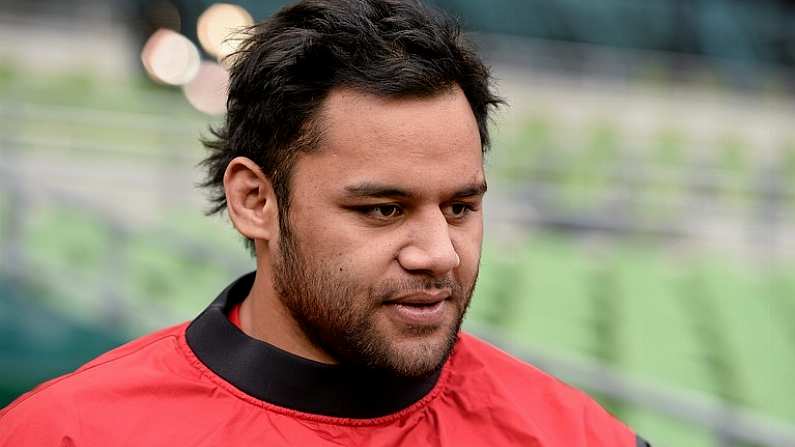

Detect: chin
380,326,460,377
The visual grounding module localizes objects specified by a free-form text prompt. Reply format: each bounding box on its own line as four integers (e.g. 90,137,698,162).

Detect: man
1,0,650,445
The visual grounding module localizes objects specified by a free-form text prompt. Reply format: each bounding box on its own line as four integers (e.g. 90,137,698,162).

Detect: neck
185,271,447,418
240,263,337,364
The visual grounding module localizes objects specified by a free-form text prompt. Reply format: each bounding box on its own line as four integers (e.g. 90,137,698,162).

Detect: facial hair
271,222,476,378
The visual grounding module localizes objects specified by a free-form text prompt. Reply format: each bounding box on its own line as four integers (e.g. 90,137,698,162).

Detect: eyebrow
452,181,488,199
343,181,487,200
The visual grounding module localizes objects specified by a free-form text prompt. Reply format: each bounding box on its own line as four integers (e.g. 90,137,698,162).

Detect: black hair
200,0,502,253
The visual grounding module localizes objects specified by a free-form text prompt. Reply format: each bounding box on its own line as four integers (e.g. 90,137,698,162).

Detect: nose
397,210,460,277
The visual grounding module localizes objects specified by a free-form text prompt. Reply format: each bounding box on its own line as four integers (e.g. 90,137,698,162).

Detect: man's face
271,86,485,377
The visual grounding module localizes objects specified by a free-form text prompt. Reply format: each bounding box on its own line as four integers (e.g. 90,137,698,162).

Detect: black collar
185,272,443,419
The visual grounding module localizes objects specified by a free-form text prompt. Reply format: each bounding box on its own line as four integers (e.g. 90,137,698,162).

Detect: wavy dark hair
200,0,502,253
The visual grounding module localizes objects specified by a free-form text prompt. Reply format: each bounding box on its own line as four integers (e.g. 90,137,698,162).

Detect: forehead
293,86,484,196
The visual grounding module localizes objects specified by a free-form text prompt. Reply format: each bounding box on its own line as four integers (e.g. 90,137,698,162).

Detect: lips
383,291,451,326
384,291,450,306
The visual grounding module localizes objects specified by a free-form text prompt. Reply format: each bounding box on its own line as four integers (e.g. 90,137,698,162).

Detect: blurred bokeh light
196,3,253,62
141,28,201,85
182,61,229,115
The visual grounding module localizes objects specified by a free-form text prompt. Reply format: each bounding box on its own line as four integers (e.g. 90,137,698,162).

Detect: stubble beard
271,223,477,378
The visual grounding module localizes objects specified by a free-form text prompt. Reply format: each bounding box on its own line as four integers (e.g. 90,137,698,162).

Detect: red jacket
1,273,646,446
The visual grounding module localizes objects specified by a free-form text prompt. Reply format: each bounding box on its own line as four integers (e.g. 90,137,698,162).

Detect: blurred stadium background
1,0,794,445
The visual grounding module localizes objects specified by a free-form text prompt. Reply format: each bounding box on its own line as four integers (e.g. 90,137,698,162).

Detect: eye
446,203,476,219
361,204,403,220
450,203,468,216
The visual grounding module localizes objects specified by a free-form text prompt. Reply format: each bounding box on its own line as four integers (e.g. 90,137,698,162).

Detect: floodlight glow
182,61,229,115
141,28,201,86
197,3,254,61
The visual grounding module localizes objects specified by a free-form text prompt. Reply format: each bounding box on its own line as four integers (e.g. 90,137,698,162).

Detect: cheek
452,227,483,276
457,245,481,277
291,216,396,275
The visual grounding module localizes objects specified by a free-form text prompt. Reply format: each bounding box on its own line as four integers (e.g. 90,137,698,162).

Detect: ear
223,157,279,242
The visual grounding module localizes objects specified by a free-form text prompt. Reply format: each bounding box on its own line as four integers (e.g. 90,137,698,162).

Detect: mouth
384,290,451,306
383,291,451,326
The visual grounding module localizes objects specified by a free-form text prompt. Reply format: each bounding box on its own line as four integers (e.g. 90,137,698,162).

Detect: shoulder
451,331,569,393
0,322,190,443
450,332,596,404
445,332,639,445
